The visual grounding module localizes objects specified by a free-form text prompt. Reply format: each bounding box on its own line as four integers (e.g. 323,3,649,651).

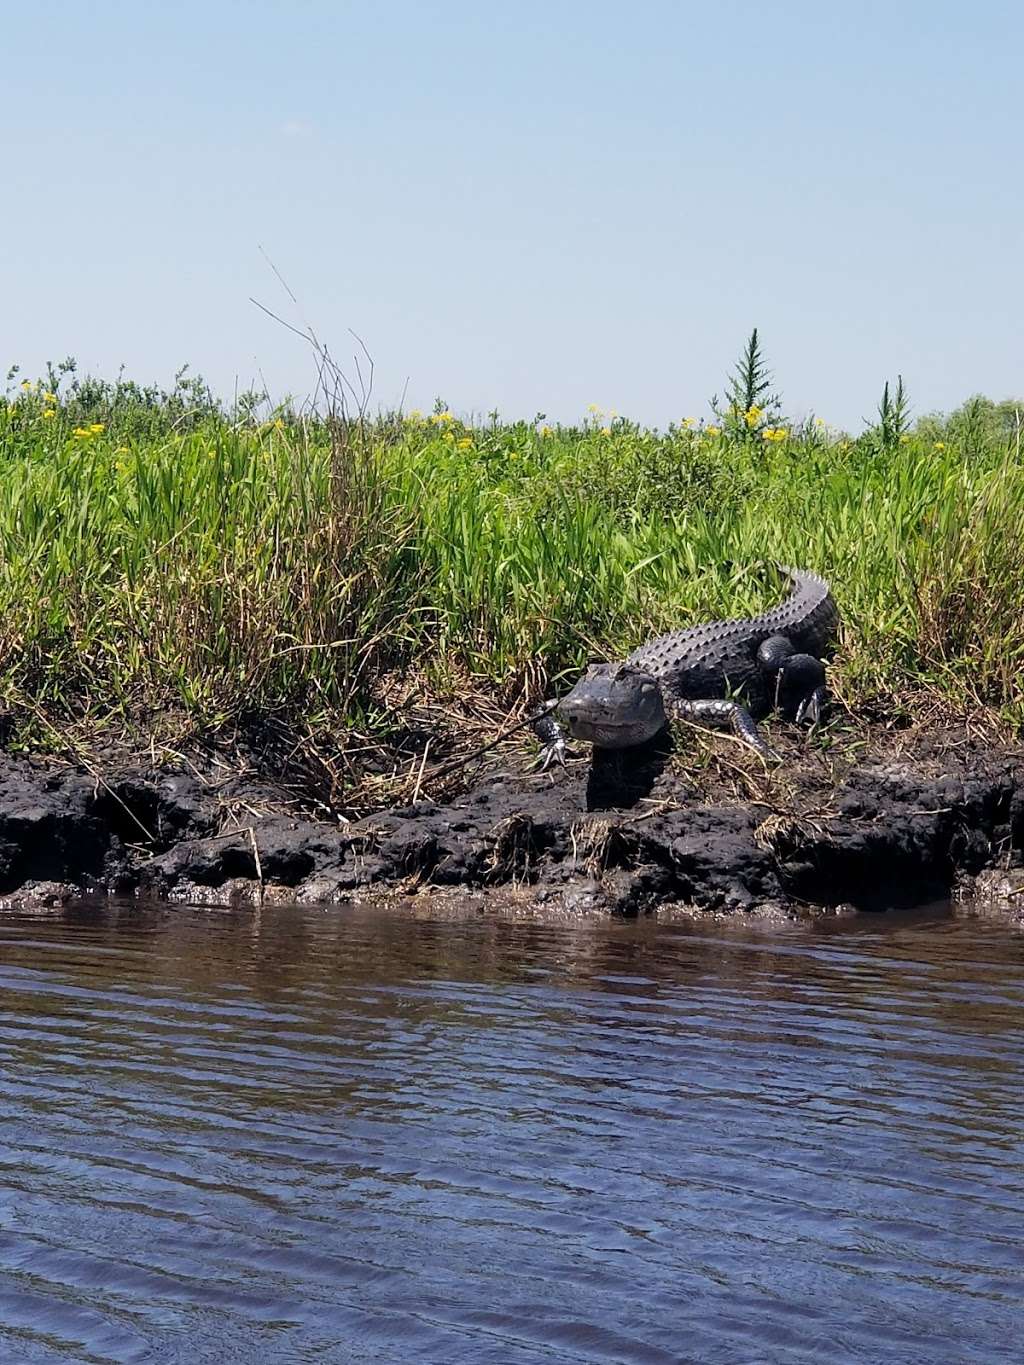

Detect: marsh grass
1,375,1023,797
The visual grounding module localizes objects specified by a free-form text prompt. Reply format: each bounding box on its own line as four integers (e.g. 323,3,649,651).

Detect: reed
2,371,1022,765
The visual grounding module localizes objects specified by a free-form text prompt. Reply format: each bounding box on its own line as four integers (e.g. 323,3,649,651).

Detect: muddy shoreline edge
3,724,1024,917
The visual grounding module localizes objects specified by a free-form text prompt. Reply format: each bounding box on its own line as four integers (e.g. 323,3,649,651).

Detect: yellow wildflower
457,437,473,449
814,417,826,426
706,425,721,436
933,441,945,450
600,426,612,437
89,422,105,434
587,404,602,414
72,426,92,439
409,409,422,419
42,408,55,420
20,380,32,391
438,410,454,423
443,431,455,443
744,406,763,429
682,416,697,429
44,391,57,404
540,425,553,437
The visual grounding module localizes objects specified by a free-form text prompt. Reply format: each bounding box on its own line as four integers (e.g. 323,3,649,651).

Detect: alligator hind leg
777,654,827,727
671,698,779,761
757,636,828,727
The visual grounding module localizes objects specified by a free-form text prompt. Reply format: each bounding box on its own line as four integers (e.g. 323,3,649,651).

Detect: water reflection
0,901,1022,1362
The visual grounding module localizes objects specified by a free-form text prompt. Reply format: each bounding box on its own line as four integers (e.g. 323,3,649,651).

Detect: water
0,901,1022,1364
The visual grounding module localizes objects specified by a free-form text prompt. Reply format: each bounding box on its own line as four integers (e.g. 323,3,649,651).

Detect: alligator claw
534,738,570,771
529,701,573,771
795,686,827,728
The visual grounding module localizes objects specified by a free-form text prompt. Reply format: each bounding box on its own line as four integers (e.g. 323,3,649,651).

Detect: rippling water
1,901,1023,1363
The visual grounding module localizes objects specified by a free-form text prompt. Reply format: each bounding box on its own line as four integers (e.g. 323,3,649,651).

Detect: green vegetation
2,344,1023,791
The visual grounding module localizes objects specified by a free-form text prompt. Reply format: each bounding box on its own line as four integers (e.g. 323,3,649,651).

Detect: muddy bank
2,723,1024,916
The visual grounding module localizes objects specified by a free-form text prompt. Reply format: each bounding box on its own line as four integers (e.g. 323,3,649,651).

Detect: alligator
532,567,839,768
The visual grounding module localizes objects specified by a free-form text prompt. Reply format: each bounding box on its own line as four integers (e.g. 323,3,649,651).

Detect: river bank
3,720,1023,915
4,370,1024,916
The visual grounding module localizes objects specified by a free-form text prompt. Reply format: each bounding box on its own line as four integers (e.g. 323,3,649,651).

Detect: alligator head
557,662,666,749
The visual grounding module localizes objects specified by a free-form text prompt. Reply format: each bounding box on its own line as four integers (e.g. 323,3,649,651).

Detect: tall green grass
2,378,1023,752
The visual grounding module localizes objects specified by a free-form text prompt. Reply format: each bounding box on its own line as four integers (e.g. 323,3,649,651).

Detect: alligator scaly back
748,566,838,657
625,564,837,705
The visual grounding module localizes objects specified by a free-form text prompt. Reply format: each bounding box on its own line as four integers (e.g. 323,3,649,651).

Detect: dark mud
3,723,1024,915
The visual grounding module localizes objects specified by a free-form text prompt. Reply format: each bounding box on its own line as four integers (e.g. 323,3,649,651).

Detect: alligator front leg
530,700,570,770
671,698,780,761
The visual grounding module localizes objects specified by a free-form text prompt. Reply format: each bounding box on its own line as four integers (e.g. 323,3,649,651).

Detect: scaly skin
533,567,839,767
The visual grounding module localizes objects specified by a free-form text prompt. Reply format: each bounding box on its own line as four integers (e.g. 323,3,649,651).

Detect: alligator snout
557,695,608,743
557,666,667,749
558,695,588,726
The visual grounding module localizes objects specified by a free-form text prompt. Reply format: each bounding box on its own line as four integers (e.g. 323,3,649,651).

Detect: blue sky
4,0,1022,428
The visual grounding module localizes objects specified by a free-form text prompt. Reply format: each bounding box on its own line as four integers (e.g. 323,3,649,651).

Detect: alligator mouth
564,716,635,732
563,716,654,747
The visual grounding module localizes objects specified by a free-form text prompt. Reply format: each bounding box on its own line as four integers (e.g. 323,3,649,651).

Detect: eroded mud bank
2,726,1024,916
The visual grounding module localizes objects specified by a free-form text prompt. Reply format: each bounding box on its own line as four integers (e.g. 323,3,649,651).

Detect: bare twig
411,740,431,804
424,706,555,786
248,826,265,902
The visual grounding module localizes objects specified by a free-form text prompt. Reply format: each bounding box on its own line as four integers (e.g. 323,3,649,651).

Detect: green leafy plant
2,355,1024,779
712,327,783,440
